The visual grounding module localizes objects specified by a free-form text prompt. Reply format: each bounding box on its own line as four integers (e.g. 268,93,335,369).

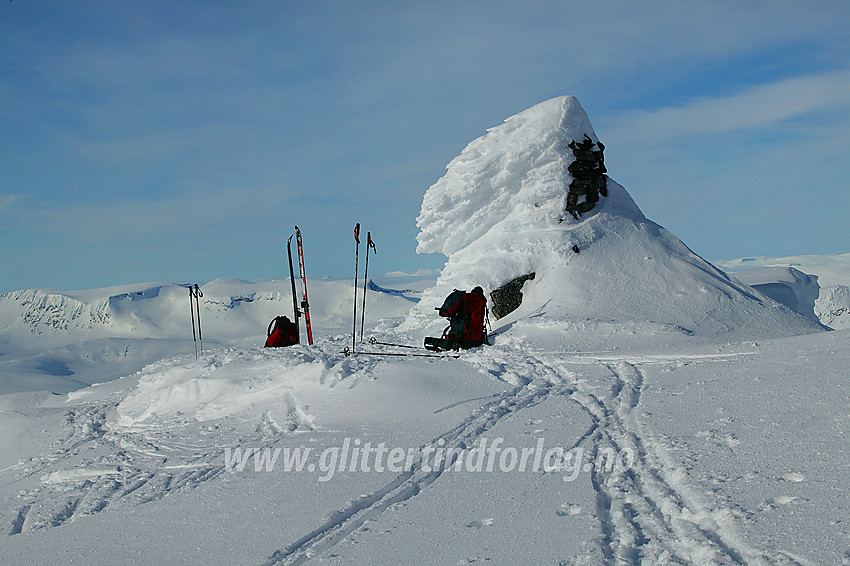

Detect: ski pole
368,337,418,349
189,285,198,358
343,347,459,359
360,232,376,342
352,223,360,354
194,284,204,355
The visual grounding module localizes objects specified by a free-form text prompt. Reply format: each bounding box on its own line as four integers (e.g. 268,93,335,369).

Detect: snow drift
718,253,850,330
727,267,821,323
406,96,823,341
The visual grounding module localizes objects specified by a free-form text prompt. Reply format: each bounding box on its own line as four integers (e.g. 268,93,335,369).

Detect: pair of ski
285,224,367,349
286,226,314,345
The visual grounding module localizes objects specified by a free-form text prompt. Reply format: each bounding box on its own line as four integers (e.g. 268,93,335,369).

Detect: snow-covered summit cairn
405,96,822,341
416,96,602,257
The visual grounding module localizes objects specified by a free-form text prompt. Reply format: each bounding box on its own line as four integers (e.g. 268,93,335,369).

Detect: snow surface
815,284,850,330
1,96,848,565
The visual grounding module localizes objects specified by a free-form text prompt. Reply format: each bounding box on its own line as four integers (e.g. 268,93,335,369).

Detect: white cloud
75,126,231,162
13,185,291,243
384,268,438,278
0,194,29,214
602,70,850,145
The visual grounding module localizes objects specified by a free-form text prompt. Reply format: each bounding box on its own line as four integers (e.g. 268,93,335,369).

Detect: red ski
295,226,314,345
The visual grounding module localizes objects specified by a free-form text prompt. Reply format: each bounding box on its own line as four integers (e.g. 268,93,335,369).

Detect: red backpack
440,289,486,343
424,287,488,351
264,316,299,348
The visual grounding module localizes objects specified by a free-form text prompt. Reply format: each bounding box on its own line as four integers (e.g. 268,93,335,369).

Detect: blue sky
2,1,849,292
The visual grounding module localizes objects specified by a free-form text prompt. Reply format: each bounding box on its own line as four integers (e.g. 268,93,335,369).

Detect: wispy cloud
12,185,291,243
3,1,850,291
0,194,30,214
596,68,850,261
384,268,438,278
602,70,850,145
76,125,233,163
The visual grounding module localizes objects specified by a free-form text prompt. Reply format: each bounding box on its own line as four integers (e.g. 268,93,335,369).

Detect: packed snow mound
111,348,324,429
406,96,823,341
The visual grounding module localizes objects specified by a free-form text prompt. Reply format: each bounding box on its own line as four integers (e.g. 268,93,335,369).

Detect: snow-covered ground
2,323,847,564
2,97,848,565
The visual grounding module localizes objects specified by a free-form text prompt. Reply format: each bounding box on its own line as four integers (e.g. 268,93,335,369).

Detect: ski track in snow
1,399,235,535
263,379,562,566
1,356,325,537
1,344,810,565
264,347,794,566
570,360,767,566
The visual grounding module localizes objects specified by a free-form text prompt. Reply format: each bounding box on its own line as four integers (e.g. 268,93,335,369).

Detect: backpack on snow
264,316,299,348
424,288,488,352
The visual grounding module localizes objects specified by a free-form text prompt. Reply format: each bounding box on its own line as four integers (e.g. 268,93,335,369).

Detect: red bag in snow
424,287,488,351
264,316,299,347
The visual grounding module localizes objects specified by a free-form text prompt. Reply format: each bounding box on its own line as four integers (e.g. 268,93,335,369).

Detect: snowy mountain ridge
0,278,426,395
0,278,425,341
717,252,850,288
1,287,116,334
724,267,821,323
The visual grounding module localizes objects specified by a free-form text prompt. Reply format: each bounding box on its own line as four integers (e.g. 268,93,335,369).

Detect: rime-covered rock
406,96,822,341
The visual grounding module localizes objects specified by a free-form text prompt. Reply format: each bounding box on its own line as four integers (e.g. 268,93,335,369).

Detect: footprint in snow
466,517,495,529
780,472,805,483
556,503,582,517
770,495,799,506
763,495,807,511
